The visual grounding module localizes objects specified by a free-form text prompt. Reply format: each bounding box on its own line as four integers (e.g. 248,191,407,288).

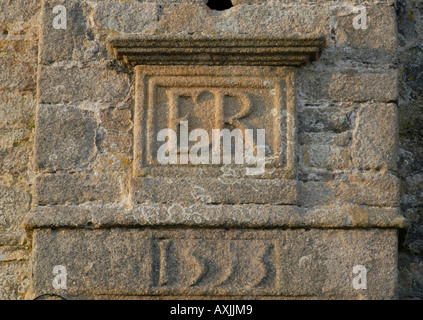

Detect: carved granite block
39,0,88,64
298,70,398,103
335,4,397,51
131,177,299,205
133,65,296,179
31,228,398,299
337,172,400,207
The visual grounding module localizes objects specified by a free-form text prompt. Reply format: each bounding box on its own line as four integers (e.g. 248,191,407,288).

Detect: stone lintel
31,228,398,299
25,204,406,230
106,34,325,67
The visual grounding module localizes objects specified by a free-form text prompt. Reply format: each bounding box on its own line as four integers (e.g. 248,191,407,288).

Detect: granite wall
0,0,421,299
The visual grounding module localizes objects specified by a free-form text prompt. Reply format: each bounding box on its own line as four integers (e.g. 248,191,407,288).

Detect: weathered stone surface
299,173,401,208
298,102,355,171
39,0,88,64
38,64,132,104
227,3,331,37
0,0,38,300
131,177,298,205
328,72,399,102
156,2,332,43
35,104,97,171
99,107,132,133
0,247,30,300
91,152,132,173
0,57,36,92
301,144,350,170
34,173,123,205
0,91,36,126
299,180,338,207
299,130,352,148
2,0,419,300
25,204,406,230
0,0,40,23
352,103,398,170
0,135,34,182
396,0,423,299
101,133,132,155
31,228,398,299
299,105,354,133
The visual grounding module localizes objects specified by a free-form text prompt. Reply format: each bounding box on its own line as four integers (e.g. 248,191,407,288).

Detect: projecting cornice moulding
106,34,325,67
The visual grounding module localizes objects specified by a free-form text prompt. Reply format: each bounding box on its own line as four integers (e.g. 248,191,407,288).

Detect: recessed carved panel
151,239,277,293
134,66,296,179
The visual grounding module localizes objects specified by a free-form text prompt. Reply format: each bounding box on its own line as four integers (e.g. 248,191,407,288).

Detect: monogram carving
166,89,255,154
134,66,296,179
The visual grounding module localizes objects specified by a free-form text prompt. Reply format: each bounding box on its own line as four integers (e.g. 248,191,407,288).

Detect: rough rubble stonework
0,0,421,299
397,0,423,299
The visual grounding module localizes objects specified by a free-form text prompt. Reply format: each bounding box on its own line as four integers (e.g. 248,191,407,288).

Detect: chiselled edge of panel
106,34,325,67
25,204,406,230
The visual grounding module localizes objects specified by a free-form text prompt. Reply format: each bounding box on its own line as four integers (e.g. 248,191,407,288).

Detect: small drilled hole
207,0,233,11
2,29,8,36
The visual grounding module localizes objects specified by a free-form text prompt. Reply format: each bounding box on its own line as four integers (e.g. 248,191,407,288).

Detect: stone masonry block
298,70,398,103
335,4,397,51
90,2,159,34
0,91,36,126
39,0,88,64
0,187,31,232
338,172,400,207
34,173,123,205
0,57,36,92
31,228,398,299
131,177,299,205
38,64,132,104
0,0,41,23
352,103,398,170
158,2,332,39
35,104,97,171
328,72,398,102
